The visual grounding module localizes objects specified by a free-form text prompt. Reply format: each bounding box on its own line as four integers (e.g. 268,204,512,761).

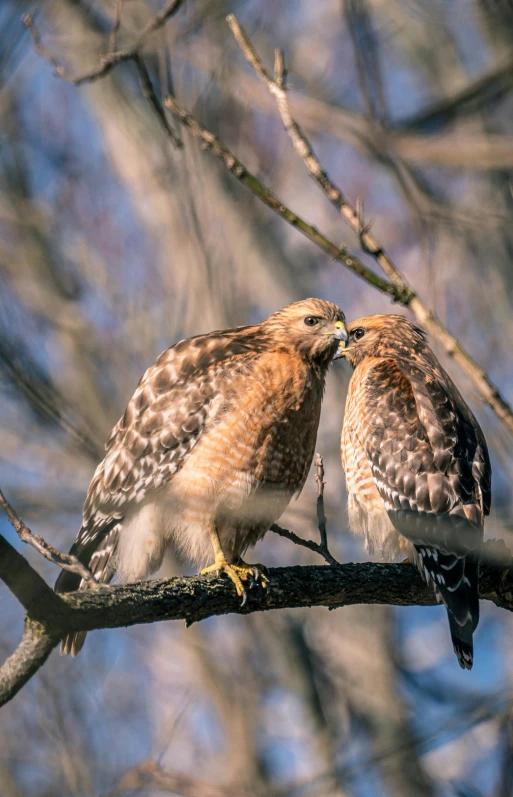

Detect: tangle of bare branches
20,7,513,436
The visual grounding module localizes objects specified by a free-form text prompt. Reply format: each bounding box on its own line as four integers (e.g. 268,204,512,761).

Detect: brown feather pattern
341,315,491,670
56,299,346,655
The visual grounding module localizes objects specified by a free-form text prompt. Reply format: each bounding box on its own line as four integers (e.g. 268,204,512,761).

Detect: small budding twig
22,13,66,77
270,523,339,566
314,454,339,565
271,454,339,566
108,0,125,54
315,453,328,550
0,488,98,588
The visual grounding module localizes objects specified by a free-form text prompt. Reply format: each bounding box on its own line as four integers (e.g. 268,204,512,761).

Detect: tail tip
454,643,473,670
60,632,87,657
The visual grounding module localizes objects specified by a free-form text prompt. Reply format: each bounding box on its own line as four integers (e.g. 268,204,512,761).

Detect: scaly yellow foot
235,559,269,591
200,556,269,606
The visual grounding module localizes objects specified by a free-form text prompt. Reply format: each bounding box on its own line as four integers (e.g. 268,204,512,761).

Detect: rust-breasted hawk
56,299,348,655
340,315,491,669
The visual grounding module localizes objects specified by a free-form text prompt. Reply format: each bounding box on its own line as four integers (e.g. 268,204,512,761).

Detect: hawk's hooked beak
332,321,349,359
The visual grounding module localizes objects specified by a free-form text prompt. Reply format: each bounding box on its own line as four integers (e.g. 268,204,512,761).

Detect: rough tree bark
1,527,512,709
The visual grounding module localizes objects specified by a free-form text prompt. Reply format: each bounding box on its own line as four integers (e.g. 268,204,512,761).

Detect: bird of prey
56,298,348,655
339,314,491,669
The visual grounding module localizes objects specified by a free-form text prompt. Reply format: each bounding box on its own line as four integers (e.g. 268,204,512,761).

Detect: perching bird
339,315,491,669
56,298,348,655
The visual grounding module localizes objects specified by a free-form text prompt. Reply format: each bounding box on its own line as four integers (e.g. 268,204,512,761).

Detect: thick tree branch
1,550,513,707
228,14,513,437
0,533,65,621
0,620,58,707
52,558,513,635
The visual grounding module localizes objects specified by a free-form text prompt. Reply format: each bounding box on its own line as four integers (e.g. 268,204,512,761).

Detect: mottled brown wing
359,357,490,647
362,358,489,534
73,331,260,556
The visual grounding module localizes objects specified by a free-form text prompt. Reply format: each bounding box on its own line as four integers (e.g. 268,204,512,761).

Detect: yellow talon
202,524,269,605
235,559,269,590
200,556,269,604
201,556,245,597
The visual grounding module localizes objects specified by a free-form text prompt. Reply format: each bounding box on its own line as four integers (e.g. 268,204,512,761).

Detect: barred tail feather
448,611,474,670
56,522,121,657
414,545,480,670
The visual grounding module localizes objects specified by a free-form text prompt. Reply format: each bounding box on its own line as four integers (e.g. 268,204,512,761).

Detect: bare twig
21,14,67,76
272,456,339,566
22,0,186,85
22,14,182,149
227,14,513,437
314,453,328,551
133,56,182,147
108,0,125,54
184,37,513,171
274,453,339,566
225,14,419,290
270,524,338,566
0,489,98,588
163,95,399,298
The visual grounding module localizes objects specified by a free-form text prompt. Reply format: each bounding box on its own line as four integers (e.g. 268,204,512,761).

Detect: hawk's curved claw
200,557,268,602
235,560,269,593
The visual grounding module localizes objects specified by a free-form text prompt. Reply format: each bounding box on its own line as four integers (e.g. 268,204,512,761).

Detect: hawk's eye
353,328,366,340
304,316,320,327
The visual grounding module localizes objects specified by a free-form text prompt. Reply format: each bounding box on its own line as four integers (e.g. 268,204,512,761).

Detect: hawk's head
264,298,348,365
339,314,428,369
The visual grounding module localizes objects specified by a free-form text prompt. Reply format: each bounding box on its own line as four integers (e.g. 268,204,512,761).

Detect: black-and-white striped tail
415,545,479,670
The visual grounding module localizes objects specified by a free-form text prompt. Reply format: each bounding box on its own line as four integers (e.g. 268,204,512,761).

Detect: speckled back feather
341,315,491,669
